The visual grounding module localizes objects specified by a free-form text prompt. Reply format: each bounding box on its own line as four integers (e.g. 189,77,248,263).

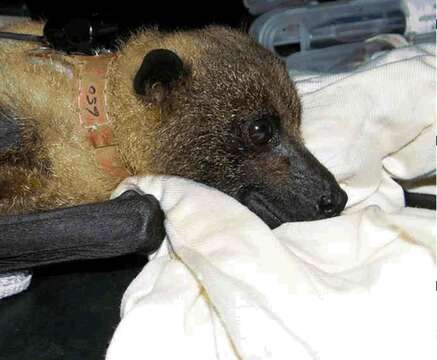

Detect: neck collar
75,54,130,178
28,49,130,178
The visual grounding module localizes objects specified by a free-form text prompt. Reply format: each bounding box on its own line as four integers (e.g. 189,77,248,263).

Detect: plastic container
249,0,436,74
250,0,406,53
285,40,395,74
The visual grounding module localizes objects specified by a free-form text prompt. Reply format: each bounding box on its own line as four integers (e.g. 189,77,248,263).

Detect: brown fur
0,20,301,216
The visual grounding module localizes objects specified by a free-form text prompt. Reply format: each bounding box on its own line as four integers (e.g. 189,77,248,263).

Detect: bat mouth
237,185,347,229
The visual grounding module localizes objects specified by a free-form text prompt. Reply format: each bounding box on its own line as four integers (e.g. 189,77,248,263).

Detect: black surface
2,2,253,54
0,190,164,358
0,190,166,272
0,255,144,360
404,190,436,210
25,2,251,32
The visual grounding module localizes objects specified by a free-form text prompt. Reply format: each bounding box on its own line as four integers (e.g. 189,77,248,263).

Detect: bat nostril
318,195,336,216
318,188,348,217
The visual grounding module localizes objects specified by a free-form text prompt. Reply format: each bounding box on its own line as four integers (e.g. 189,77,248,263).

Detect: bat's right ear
133,49,188,104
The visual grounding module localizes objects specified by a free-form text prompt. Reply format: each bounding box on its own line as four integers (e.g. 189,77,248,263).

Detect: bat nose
317,187,348,217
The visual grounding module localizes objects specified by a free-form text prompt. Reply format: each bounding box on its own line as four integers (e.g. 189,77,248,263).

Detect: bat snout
316,186,348,218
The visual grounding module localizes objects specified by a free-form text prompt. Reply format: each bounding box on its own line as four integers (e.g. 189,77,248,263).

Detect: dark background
1,1,254,52
1,1,253,32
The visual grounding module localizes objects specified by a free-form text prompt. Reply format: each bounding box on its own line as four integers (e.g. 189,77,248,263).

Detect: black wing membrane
0,190,166,272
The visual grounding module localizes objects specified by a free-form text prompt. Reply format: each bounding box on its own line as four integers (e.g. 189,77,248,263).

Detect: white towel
106,43,436,360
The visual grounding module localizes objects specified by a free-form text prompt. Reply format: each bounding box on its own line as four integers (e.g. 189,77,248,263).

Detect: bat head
132,27,347,228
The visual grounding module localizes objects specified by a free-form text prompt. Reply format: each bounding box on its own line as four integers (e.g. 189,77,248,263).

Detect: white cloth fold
106,43,436,360
0,271,32,300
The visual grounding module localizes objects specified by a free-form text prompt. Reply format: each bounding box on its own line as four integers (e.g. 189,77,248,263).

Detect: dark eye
248,119,274,146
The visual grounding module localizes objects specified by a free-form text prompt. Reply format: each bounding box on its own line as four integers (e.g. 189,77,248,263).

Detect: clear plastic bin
250,0,405,53
285,40,394,74
248,0,436,74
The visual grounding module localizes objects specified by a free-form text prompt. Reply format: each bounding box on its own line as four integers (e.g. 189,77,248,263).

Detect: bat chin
241,192,286,228
237,188,299,228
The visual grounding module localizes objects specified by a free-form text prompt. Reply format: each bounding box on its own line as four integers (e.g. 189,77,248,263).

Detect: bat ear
134,49,187,103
